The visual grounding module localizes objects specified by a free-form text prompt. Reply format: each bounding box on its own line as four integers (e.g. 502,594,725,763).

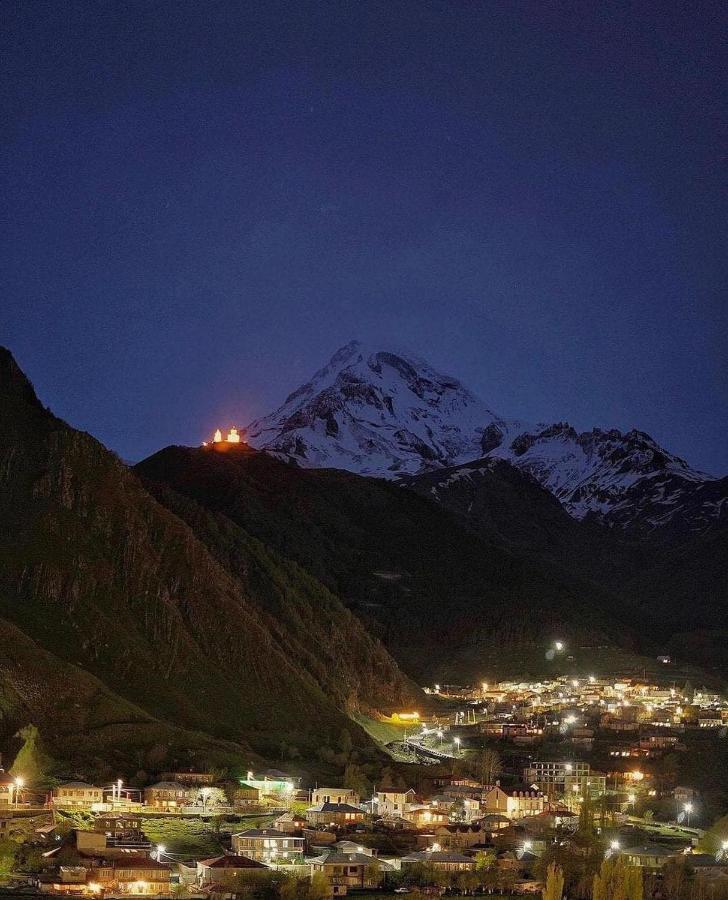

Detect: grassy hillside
136,443,638,682
0,347,416,772
403,457,728,678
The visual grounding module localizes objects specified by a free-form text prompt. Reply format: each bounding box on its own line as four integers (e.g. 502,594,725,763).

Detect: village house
311,787,360,806
432,792,482,823
143,782,194,810
232,828,305,863
0,772,19,807
273,810,308,833
684,855,728,877
401,850,475,872
620,844,675,870
160,771,216,786
673,785,698,805
434,823,488,850
53,783,104,810
375,788,416,817
41,858,171,896
196,855,269,885
639,733,683,752
75,814,151,856
483,784,545,819
92,857,171,895
404,805,449,829
313,851,390,894
306,802,365,828
231,782,261,809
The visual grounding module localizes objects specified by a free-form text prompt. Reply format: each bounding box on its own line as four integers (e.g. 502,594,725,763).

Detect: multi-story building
311,787,360,807
375,789,416,817
143,782,194,810
53,782,104,809
523,761,590,796
232,828,305,863
483,784,545,819
306,802,366,827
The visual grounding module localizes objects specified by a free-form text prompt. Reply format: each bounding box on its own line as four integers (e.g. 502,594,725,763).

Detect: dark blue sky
2,1,726,470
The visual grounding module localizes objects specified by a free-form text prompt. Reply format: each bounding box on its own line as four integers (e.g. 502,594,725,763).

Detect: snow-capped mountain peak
245,341,725,534
247,341,522,476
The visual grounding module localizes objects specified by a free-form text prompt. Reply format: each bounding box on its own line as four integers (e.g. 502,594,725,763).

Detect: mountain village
1,671,727,900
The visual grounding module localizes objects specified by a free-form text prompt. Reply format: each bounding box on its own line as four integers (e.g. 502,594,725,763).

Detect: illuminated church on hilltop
204,427,243,445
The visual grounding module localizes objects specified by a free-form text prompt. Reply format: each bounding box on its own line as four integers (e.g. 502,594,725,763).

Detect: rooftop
199,855,268,869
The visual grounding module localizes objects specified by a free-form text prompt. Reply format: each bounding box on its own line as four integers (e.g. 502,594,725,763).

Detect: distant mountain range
1,344,726,779
247,340,727,537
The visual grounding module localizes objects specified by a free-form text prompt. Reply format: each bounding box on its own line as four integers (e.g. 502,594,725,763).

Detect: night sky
2,2,726,471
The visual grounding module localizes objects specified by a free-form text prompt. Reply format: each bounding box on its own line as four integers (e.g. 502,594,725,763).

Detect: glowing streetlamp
684,802,693,826
454,737,461,756
156,845,166,861
555,641,564,652
13,777,24,808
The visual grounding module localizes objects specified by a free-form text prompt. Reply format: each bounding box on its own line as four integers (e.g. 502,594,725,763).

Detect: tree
338,728,353,757
543,862,564,900
470,747,503,786
593,856,644,900
278,876,300,900
306,872,331,900
0,841,18,877
344,761,371,799
450,798,468,822
10,725,54,787
457,870,479,895
662,859,690,900
577,794,596,839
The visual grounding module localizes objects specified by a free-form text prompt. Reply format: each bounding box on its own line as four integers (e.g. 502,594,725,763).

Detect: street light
454,737,461,755
13,777,24,808
156,845,166,861
555,641,564,652
684,803,693,826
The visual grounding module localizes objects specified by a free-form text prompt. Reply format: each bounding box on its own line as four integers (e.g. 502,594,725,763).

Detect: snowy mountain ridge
246,340,725,534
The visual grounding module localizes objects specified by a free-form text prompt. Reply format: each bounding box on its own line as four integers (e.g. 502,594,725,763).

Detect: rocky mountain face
247,340,515,476
0,348,417,774
247,341,725,537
